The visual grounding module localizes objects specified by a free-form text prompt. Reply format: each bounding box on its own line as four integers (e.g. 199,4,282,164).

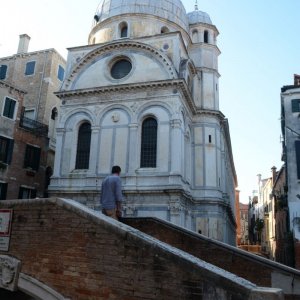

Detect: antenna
195,0,198,11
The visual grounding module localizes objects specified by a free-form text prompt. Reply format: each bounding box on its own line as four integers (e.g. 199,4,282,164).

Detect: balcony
19,107,48,137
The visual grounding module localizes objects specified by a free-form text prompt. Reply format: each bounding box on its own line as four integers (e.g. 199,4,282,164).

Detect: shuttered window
295,141,300,179
24,145,41,171
25,61,36,75
292,99,300,113
0,136,14,164
3,97,16,119
140,117,157,168
75,123,91,169
0,65,7,80
58,65,65,81
18,187,37,199
0,183,7,200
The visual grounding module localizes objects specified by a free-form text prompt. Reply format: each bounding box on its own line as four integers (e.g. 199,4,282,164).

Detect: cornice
0,80,26,94
56,79,196,114
0,48,65,62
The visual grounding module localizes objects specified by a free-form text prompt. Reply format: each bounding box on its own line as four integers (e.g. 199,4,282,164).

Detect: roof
94,0,189,31
187,10,212,25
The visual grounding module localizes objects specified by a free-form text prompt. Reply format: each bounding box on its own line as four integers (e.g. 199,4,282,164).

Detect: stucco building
49,0,237,244
281,75,300,268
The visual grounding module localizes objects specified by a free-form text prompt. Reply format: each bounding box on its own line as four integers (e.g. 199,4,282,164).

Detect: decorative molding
55,79,196,114
64,40,178,90
0,255,21,291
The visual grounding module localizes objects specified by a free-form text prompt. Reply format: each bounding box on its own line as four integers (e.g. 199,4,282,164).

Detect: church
49,0,237,245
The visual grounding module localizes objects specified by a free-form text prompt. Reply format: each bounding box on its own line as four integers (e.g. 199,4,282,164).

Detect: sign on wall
0,209,13,251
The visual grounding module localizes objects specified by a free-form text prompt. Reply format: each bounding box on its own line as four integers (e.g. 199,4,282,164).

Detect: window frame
295,140,300,180
23,144,41,171
25,61,36,76
2,97,17,120
0,136,14,164
75,122,92,170
0,182,8,200
119,22,128,38
57,65,65,81
18,186,37,199
291,99,300,113
0,64,8,80
204,30,209,43
110,58,132,80
24,108,35,120
140,117,158,168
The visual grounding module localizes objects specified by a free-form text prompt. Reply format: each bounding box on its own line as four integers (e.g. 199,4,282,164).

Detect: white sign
0,210,12,251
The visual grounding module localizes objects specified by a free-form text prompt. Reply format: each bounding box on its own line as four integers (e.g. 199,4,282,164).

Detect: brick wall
0,198,283,300
295,241,300,270
123,217,300,297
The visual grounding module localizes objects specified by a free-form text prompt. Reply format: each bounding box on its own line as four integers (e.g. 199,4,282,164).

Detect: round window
111,59,132,79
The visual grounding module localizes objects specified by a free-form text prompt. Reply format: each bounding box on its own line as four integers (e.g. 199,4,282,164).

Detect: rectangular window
24,145,41,171
295,141,300,179
0,65,7,80
24,108,35,120
18,186,36,199
2,97,16,119
0,182,8,200
25,61,36,75
57,65,65,81
0,136,14,164
292,99,300,113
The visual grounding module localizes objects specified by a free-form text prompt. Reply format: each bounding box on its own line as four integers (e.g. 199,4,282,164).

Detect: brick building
0,80,49,199
239,202,249,245
0,35,66,199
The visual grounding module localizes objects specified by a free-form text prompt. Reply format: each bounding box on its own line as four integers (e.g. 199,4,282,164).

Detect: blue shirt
100,175,122,210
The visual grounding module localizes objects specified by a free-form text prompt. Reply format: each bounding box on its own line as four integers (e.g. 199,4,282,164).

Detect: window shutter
0,65,7,80
31,189,37,199
292,99,300,113
34,147,41,171
24,146,30,168
0,183,7,200
6,139,14,164
3,98,16,119
18,187,24,199
295,141,300,179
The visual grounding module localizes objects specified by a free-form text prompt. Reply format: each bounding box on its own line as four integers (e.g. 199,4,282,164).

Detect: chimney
294,74,300,86
271,166,277,185
17,34,31,54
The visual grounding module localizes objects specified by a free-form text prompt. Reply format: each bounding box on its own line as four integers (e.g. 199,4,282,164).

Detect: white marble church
49,0,238,245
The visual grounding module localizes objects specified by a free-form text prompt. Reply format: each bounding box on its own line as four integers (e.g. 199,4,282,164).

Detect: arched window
192,30,199,43
75,122,91,169
51,107,58,120
120,22,128,38
204,30,209,43
140,117,157,168
161,26,169,34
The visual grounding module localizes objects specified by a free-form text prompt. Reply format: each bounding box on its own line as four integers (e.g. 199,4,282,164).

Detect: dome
94,0,189,31
187,10,212,25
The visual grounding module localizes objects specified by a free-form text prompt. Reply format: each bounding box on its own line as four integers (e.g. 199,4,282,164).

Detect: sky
1,0,299,203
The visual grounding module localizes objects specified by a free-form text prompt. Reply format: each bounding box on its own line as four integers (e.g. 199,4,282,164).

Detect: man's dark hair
112,165,121,174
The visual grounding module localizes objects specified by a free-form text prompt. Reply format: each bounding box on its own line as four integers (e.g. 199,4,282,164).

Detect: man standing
100,165,123,220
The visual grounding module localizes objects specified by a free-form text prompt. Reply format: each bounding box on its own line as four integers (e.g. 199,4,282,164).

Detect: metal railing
19,107,48,137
